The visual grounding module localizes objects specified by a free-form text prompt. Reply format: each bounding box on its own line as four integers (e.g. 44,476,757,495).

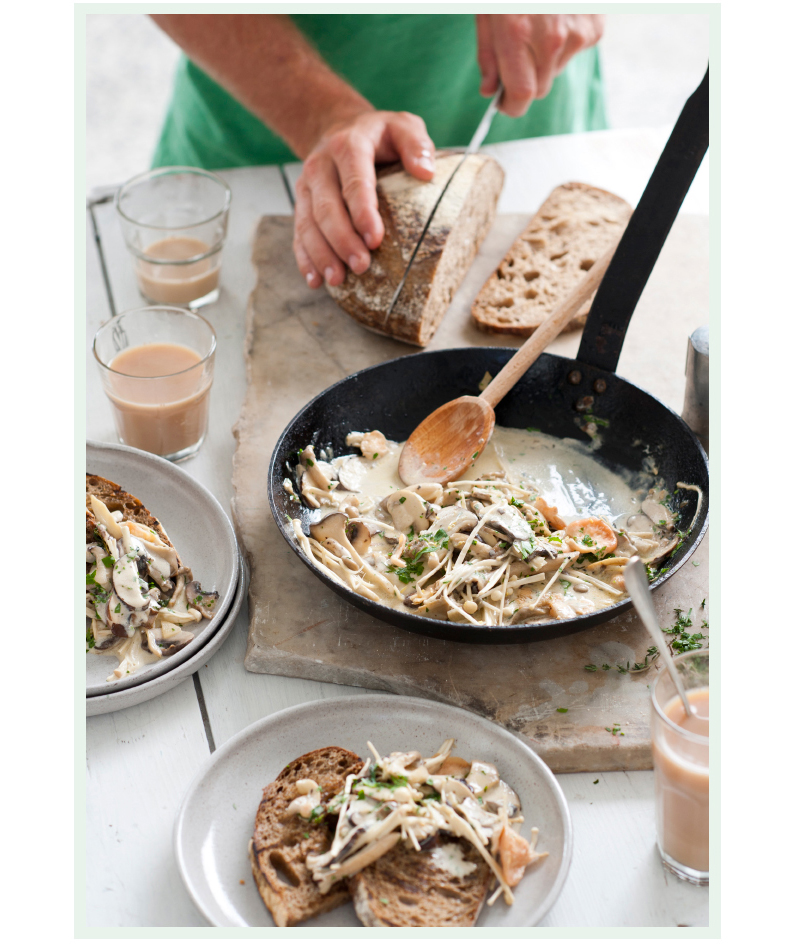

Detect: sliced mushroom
643,533,681,567
105,592,135,637
142,623,195,656
186,580,220,618
345,519,371,555
641,498,670,527
112,549,150,610
437,756,472,778
409,483,443,504
429,505,478,536
486,504,534,542
385,489,430,533
336,455,368,492
346,429,390,460
322,538,357,569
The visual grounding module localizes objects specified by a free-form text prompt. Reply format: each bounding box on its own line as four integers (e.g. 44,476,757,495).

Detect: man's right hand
293,110,436,289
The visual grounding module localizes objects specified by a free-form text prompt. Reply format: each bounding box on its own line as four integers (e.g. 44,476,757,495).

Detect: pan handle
576,68,709,373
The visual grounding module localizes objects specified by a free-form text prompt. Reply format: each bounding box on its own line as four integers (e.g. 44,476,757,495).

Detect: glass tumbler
651,649,709,885
93,306,217,461
115,167,231,308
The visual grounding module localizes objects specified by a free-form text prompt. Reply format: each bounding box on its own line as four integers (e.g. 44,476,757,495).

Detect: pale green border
76,2,720,937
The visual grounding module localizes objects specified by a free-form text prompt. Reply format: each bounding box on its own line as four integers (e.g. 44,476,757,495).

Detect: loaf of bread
349,835,492,927
472,182,631,336
249,747,363,927
325,152,505,347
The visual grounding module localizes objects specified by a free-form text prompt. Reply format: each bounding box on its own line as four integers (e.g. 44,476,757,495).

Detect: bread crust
85,474,177,561
472,181,631,336
249,747,363,927
326,153,504,346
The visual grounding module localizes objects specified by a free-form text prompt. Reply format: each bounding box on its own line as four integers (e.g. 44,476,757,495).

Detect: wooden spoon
398,239,619,486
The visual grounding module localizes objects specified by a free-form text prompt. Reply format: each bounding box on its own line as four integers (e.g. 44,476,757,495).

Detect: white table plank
548,772,708,928
86,680,209,928
284,125,709,217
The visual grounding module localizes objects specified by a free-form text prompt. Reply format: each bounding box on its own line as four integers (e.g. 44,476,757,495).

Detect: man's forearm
151,14,374,157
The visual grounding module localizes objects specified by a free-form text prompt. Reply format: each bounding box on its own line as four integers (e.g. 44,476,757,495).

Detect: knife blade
383,83,504,321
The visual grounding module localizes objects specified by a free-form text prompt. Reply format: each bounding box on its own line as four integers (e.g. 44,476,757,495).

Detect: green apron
153,14,607,169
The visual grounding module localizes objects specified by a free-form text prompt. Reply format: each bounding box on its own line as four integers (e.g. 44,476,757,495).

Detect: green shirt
153,14,606,169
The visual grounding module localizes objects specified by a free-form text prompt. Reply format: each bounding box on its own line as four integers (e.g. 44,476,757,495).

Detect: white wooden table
85,129,709,929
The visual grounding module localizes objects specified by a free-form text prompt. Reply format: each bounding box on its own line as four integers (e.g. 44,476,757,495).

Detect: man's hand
477,14,605,117
294,111,435,289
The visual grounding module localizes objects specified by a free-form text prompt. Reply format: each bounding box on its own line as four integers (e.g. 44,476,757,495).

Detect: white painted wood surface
85,130,709,929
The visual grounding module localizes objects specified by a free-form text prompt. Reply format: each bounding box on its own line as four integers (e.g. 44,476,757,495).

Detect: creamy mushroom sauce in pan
285,428,701,628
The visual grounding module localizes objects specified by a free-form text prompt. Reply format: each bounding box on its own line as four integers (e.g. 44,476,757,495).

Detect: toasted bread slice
472,182,631,336
85,473,176,554
325,152,504,346
249,747,363,927
349,835,492,927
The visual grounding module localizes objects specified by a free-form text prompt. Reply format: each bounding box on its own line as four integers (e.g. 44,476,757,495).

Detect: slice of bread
349,835,492,927
85,473,177,557
472,182,631,336
325,152,504,347
249,747,363,927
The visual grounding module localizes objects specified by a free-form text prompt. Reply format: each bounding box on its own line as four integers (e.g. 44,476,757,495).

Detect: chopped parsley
86,626,96,650
508,496,524,508
398,496,406,504
102,555,115,568
86,570,98,586
556,707,568,713
372,452,379,459
114,603,121,614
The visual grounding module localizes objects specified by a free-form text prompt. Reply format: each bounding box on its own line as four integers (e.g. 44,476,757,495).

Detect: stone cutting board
232,213,709,772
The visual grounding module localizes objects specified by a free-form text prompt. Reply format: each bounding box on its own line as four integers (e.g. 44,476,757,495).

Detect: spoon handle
624,557,693,717
479,238,618,409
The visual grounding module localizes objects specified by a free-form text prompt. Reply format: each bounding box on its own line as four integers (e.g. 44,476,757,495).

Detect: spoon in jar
624,556,693,717
398,238,618,486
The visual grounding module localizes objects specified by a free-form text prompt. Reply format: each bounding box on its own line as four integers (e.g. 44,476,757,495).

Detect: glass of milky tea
93,306,217,462
115,167,231,308
650,649,709,885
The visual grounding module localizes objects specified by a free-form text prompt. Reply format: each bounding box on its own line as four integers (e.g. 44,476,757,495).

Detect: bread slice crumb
472,182,631,337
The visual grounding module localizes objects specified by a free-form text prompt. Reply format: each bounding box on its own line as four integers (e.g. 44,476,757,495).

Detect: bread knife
383,83,504,322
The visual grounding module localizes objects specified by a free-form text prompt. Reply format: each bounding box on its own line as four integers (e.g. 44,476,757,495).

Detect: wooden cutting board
232,213,709,773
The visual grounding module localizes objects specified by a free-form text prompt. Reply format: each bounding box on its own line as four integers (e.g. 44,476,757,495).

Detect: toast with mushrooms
249,747,364,927
85,475,220,678
349,835,492,927
86,473,178,559
472,182,631,336
325,152,504,346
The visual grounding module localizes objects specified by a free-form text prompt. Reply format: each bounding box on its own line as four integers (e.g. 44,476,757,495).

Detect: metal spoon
623,556,692,717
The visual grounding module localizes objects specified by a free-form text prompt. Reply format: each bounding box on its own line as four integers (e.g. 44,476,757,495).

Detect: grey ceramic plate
174,695,573,928
86,441,239,697
86,557,247,716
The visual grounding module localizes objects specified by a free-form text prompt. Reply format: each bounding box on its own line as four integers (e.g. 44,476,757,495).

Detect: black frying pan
268,70,710,644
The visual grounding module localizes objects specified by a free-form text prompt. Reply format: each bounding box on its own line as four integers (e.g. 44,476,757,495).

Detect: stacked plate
86,441,245,716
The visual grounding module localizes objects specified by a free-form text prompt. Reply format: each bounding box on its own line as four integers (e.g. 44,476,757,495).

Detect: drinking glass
93,306,217,461
651,649,709,885
115,167,231,308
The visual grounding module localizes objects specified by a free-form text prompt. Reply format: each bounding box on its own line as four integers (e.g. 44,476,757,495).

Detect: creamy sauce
431,841,478,878
290,426,681,627
330,428,643,524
